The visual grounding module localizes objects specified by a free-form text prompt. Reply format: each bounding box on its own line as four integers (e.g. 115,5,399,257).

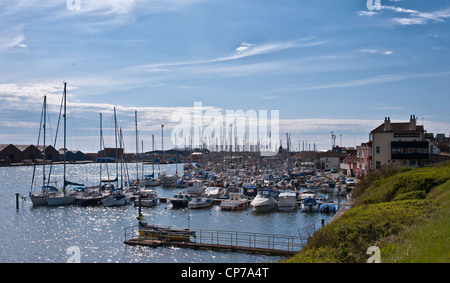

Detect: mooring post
138,195,142,217
16,193,20,210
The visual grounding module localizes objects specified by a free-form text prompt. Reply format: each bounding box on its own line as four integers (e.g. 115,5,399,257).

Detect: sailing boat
46,82,78,206
29,95,51,206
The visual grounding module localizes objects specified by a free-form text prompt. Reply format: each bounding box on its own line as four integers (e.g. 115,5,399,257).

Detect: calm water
0,163,344,263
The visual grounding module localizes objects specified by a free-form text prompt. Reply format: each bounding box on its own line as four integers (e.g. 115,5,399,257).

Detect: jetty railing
191,229,304,253
124,225,306,254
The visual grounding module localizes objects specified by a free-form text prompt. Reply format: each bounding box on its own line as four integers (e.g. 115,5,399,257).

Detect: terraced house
370,115,434,170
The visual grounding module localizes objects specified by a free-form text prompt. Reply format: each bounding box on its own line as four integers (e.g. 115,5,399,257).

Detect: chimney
384,117,391,131
409,114,416,131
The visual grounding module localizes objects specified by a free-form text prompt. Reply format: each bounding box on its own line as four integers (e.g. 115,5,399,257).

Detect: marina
2,162,348,263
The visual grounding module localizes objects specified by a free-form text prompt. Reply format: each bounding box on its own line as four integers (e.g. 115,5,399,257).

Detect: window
376,161,381,169
376,146,380,154
410,160,416,166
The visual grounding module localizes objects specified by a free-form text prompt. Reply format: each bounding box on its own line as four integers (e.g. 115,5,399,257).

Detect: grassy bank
284,161,450,263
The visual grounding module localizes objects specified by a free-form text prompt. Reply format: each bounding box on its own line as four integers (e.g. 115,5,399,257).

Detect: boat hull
46,195,75,206
102,196,131,206
220,201,248,211
170,199,189,208
29,193,48,206
139,227,195,241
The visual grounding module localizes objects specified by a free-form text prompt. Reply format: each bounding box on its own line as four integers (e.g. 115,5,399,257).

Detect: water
0,163,345,263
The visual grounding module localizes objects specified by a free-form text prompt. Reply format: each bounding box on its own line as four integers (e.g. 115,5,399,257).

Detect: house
319,156,341,171
15,145,42,162
59,149,85,162
0,144,22,163
98,148,124,160
340,154,358,176
355,141,372,176
38,145,60,162
370,115,433,169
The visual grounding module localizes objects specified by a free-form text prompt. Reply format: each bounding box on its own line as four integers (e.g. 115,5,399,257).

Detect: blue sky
0,0,449,152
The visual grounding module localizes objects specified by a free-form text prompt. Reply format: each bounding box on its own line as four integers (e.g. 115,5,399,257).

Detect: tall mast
135,110,139,181
99,113,102,187
114,107,119,188
43,95,47,190
63,82,67,193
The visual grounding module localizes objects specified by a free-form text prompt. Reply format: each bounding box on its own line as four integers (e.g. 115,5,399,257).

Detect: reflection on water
0,163,345,263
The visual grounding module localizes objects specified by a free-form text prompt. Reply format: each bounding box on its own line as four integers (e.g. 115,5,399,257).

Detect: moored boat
277,191,298,212
169,191,192,208
188,197,213,209
250,188,278,212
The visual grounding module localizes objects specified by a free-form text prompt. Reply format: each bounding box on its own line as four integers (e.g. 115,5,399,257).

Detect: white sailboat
29,95,50,206
46,82,77,206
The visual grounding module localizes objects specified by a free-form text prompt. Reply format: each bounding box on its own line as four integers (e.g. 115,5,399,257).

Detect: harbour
2,162,347,263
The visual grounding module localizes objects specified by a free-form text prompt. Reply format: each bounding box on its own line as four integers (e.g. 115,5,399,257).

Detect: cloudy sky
1,0,449,152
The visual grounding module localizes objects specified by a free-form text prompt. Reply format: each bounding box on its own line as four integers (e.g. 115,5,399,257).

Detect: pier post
138,195,142,217
16,193,20,210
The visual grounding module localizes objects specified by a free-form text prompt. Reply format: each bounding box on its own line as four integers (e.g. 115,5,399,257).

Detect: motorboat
250,188,278,212
277,191,298,212
139,224,196,242
160,173,178,187
169,191,192,208
202,186,227,199
319,203,336,213
220,187,248,211
186,180,205,196
137,215,195,242
301,197,319,212
140,174,161,187
134,189,159,207
188,197,213,209
102,189,131,206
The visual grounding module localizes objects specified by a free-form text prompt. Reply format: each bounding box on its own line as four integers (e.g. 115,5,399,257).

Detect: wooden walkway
124,226,304,256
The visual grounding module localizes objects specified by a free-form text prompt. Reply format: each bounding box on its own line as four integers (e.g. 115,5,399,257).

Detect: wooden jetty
124,225,304,256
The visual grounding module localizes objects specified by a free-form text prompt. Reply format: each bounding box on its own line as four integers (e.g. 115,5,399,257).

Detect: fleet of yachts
29,162,351,214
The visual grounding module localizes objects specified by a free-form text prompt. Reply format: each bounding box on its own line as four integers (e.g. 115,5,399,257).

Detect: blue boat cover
319,203,336,212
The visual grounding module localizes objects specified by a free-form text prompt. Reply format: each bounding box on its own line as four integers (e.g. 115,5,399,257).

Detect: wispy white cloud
384,5,450,25
359,49,393,55
273,71,450,93
0,26,25,51
131,38,326,74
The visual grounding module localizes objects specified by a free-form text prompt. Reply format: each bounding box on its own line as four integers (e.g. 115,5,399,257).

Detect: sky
0,0,449,153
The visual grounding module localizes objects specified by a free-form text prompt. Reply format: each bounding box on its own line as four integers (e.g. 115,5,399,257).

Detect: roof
371,122,424,133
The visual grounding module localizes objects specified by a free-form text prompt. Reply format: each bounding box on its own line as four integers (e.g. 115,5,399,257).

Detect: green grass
284,162,450,263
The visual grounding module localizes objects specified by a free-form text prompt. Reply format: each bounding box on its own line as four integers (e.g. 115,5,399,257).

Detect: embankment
284,161,450,263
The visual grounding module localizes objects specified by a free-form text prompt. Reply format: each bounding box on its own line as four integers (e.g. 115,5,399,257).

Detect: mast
114,107,119,188
63,82,67,194
43,95,47,191
135,110,139,181
99,113,103,187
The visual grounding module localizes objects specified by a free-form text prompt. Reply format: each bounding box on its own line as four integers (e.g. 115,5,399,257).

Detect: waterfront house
37,145,60,162
369,115,433,169
0,144,22,163
15,145,42,163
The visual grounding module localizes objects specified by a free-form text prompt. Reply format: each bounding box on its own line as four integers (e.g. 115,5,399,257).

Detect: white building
370,115,433,169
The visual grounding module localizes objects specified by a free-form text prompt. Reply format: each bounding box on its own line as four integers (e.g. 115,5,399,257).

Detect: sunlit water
0,163,345,263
